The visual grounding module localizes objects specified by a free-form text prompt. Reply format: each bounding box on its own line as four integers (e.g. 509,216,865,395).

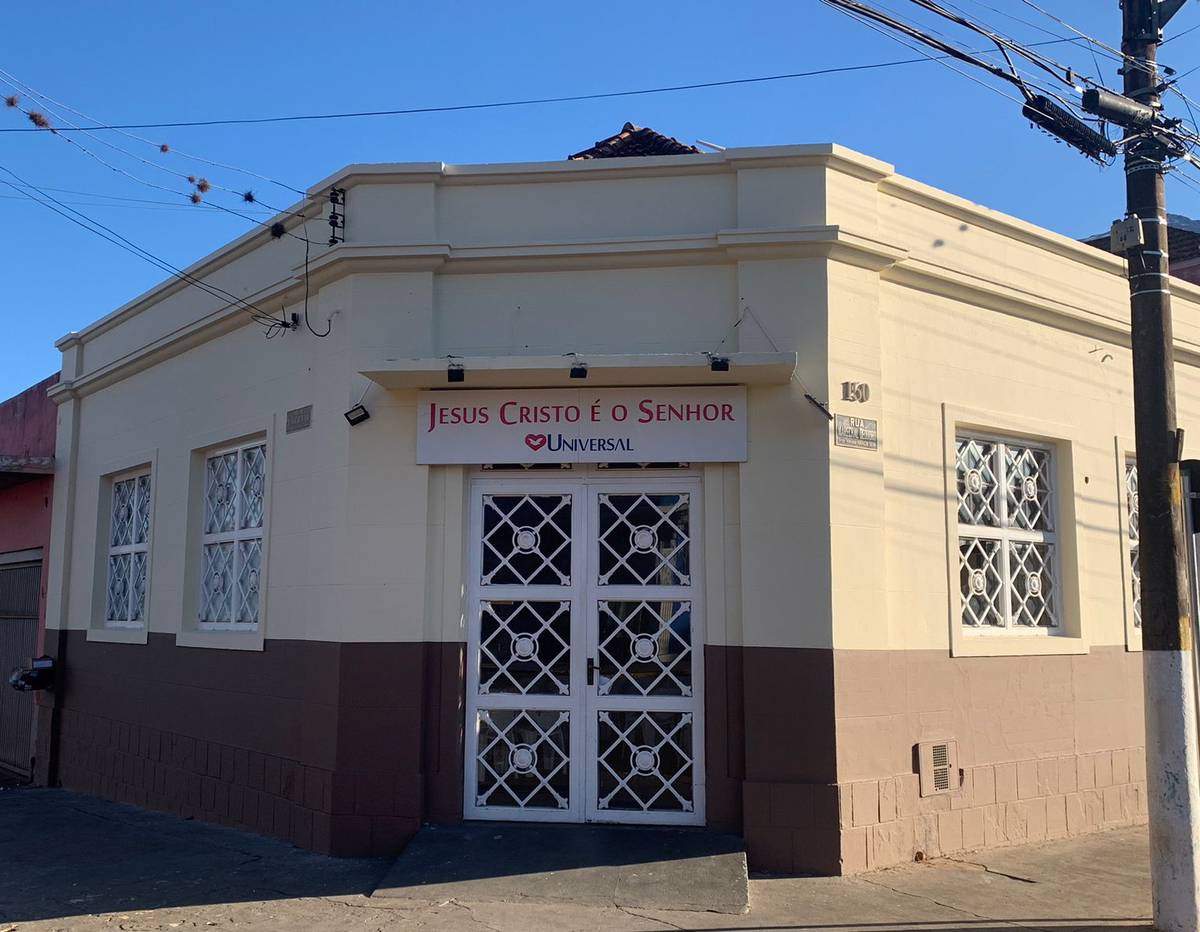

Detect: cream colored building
37,125,1169,872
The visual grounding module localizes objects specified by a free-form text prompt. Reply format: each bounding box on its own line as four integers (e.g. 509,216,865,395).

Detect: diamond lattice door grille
466,478,703,825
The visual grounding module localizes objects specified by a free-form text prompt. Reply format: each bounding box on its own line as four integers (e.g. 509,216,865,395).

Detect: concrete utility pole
1122,2,1200,929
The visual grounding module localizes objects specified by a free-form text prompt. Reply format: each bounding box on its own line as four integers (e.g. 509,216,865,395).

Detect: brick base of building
35,633,466,858
743,748,1148,875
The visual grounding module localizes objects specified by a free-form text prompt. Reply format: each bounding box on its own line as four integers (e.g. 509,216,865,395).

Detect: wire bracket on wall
327,187,345,246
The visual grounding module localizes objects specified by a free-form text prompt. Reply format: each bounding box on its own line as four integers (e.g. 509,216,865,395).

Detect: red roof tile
568,123,701,160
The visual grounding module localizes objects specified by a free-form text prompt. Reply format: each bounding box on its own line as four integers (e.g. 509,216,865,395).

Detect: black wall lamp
709,356,730,372
344,382,372,426
570,363,588,379
344,404,371,426
447,363,466,383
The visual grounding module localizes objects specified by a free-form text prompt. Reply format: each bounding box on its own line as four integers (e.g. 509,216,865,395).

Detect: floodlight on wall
447,363,465,383
570,363,588,379
344,404,371,426
709,356,730,372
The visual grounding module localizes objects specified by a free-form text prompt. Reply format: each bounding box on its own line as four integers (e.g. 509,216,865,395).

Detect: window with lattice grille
1125,457,1141,628
105,472,152,627
199,442,266,630
956,433,1060,633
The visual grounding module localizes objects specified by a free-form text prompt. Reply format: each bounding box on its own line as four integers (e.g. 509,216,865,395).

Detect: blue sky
3,0,1199,400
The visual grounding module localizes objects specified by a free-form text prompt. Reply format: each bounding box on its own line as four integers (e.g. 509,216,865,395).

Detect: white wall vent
917,739,960,797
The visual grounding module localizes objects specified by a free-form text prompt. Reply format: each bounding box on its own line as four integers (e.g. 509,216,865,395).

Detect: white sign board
416,386,747,464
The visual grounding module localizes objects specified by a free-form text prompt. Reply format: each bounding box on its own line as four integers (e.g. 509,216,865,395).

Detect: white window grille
956,434,1060,633
1125,457,1141,627
199,442,266,630
105,472,151,627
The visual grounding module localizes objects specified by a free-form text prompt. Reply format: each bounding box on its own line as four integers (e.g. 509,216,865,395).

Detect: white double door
464,474,705,825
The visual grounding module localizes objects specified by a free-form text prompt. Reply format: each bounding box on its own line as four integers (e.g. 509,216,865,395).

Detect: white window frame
104,469,153,629
956,431,1062,637
198,440,267,632
1125,456,1141,629
1115,437,1143,651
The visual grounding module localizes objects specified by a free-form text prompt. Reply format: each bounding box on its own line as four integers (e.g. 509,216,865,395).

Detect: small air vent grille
286,405,312,434
918,739,959,798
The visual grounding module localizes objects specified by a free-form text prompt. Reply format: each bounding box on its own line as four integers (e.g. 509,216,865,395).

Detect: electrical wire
0,40,1090,135
823,1,1093,120
1008,0,1200,134
1160,20,1200,47
1016,0,1145,74
0,66,305,196
0,192,273,212
26,183,275,210
820,0,1031,93
822,0,1117,164
905,0,1085,91
0,162,293,332
1,71,313,242
300,233,328,338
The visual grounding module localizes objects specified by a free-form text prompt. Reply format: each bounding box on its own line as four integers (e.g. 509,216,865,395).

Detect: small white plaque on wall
834,414,879,451
416,386,747,464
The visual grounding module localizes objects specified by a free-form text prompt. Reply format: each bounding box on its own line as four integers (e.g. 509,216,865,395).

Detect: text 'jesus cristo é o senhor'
427,399,738,432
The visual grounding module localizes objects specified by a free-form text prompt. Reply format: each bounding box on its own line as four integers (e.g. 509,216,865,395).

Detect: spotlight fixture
709,356,730,372
343,404,371,426
447,364,465,383
570,363,588,379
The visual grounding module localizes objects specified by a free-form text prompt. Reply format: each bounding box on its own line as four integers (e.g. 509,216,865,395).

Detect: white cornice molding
884,256,1200,365
879,175,1130,277
310,144,895,192
298,227,907,279
60,219,1200,400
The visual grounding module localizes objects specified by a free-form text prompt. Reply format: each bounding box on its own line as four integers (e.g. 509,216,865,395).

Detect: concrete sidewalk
0,786,1152,931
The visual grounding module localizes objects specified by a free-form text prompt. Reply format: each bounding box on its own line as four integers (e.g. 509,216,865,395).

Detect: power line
0,66,306,196
1017,0,1141,72
822,0,1110,155
0,66,305,196
0,162,294,332
0,192,273,212
0,41,1088,135
10,183,275,210
1,72,313,242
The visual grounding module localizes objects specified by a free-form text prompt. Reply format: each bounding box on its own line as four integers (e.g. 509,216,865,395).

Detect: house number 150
841,381,870,403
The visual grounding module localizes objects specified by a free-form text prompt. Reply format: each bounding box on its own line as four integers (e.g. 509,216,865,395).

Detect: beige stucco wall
44,141,1200,672
821,172,1200,657
48,146,892,654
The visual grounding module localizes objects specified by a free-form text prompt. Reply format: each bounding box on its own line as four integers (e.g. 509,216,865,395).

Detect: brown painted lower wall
36,632,1147,875
737,644,1149,875
36,632,464,857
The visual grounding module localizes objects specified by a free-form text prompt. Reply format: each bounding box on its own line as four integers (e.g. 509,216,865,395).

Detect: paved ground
373,822,748,913
0,786,1153,931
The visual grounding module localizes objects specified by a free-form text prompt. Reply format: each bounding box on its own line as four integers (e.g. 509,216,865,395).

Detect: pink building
0,374,57,780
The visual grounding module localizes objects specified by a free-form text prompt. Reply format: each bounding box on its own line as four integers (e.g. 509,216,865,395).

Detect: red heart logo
524,433,547,452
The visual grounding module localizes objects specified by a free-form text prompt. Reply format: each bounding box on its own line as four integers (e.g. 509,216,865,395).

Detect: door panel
464,476,704,825
0,562,40,778
585,479,703,825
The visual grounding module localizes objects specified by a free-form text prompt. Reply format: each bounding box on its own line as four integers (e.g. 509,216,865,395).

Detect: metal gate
464,476,705,825
0,561,40,778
